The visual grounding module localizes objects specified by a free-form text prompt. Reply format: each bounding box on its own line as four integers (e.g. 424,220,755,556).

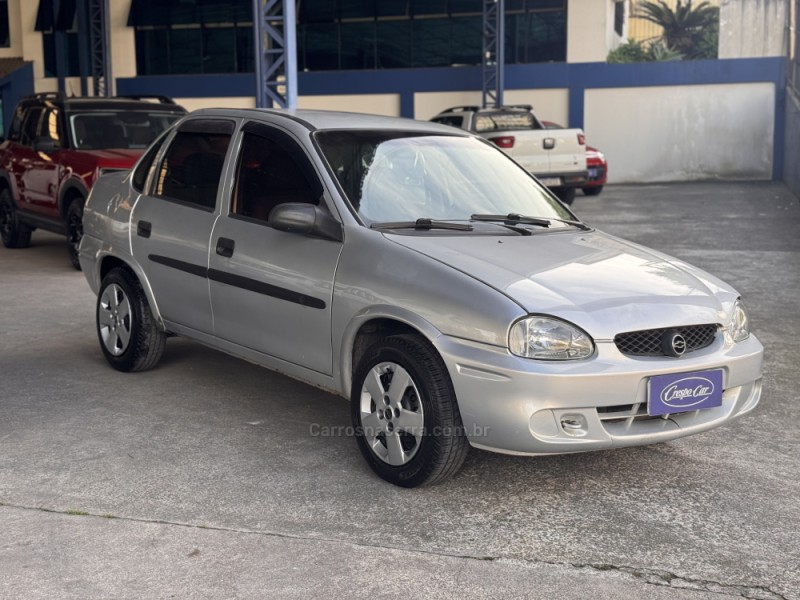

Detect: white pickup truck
430,105,588,204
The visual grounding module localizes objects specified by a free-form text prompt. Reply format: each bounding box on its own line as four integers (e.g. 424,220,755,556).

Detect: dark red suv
0,93,185,268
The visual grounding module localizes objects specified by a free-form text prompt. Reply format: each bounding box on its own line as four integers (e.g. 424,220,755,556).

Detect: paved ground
0,181,798,599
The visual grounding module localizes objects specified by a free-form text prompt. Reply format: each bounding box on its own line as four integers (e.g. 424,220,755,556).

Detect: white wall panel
584,83,775,183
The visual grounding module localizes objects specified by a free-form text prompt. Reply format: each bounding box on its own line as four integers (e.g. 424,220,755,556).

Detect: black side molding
147,254,326,310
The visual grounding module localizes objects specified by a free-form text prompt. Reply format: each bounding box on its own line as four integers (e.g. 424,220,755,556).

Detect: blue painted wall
117,57,787,179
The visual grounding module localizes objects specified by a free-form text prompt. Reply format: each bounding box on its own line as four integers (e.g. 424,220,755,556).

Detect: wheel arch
0,170,16,201
58,179,89,220
96,253,165,331
339,306,443,398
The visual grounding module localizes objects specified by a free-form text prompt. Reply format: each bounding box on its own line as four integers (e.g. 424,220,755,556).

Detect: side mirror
268,203,343,242
33,137,60,153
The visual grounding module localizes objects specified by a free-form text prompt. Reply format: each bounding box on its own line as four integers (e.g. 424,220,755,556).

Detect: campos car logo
660,376,716,408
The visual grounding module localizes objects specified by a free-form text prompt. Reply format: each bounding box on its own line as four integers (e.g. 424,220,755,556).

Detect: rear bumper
584,163,607,187
435,333,763,456
533,171,588,189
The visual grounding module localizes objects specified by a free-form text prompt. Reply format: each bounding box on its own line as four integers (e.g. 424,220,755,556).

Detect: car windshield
315,130,575,225
68,111,182,150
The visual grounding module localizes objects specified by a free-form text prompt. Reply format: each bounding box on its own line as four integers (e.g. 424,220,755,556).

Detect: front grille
614,324,719,357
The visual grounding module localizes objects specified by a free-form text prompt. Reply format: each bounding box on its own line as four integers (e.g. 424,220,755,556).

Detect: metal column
88,0,111,96
253,0,298,109
482,0,505,108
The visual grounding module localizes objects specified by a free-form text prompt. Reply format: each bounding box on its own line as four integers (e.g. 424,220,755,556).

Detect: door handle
216,237,235,258
137,220,152,238
543,137,556,150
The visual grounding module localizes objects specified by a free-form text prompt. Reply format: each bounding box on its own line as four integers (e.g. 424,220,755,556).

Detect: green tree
636,0,719,59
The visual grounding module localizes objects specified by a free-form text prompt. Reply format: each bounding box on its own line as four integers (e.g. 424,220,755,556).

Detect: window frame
150,120,235,213
228,121,327,228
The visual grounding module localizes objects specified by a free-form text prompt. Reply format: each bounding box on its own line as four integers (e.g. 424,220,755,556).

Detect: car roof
187,108,469,135
20,94,186,113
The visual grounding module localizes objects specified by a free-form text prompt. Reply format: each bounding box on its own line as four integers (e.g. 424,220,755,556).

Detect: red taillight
577,133,586,146
491,136,515,149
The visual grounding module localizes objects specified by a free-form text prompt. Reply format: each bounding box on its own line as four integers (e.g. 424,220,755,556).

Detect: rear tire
582,185,603,197
351,334,469,487
66,198,84,270
0,188,32,249
97,268,166,372
554,187,576,205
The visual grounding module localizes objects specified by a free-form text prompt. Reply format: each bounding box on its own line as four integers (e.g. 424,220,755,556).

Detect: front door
208,121,343,375
131,118,235,335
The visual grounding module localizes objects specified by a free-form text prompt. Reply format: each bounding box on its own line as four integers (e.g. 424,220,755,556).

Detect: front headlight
729,299,750,343
509,316,594,360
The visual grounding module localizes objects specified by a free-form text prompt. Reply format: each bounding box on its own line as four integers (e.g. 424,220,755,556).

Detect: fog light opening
560,414,588,437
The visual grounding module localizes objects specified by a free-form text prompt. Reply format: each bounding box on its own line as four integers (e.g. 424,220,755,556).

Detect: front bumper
436,333,763,456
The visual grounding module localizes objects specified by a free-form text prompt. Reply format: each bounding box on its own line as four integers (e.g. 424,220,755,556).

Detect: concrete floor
0,182,798,599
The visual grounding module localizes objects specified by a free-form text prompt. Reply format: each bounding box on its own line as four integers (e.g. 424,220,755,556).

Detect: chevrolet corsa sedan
79,109,763,487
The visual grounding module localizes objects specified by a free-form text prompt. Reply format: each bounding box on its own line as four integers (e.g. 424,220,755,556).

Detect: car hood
388,230,737,339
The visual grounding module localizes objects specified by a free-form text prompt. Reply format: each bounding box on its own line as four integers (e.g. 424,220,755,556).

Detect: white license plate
539,177,561,187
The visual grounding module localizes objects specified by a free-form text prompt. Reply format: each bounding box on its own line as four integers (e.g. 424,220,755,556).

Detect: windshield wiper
371,218,473,231
471,213,551,227
471,213,591,231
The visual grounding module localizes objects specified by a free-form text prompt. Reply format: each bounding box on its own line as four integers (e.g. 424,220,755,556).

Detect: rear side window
132,132,168,193
432,116,464,128
154,131,231,210
19,107,43,145
474,112,542,133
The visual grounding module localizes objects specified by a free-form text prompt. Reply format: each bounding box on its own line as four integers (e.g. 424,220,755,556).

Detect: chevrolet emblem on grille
663,332,687,357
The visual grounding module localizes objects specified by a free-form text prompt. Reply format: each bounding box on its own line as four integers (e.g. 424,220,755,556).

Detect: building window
36,0,89,78
0,0,10,48
128,0,566,74
614,1,625,37
297,0,566,71
129,0,254,75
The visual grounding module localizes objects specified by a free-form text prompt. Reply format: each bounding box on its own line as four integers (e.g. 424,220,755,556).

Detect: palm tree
636,0,719,59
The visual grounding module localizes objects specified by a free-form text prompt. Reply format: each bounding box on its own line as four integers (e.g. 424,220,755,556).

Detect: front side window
232,132,319,223
41,108,64,147
69,110,181,150
316,130,573,224
154,131,231,210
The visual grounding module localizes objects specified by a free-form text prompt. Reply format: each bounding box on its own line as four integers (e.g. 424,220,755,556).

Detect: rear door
208,120,343,375
130,118,235,335
11,106,44,209
21,106,64,215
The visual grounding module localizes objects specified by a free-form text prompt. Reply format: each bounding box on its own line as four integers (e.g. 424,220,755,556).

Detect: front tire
66,198,84,270
97,268,166,372
351,334,469,487
0,188,32,249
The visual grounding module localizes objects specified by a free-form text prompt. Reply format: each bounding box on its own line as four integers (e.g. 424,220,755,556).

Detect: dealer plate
647,369,723,416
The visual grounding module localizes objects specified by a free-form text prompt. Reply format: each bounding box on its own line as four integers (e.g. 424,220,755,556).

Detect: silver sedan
79,109,763,487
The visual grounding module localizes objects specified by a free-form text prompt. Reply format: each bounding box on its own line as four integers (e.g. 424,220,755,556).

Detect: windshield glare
315,131,574,225
69,111,181,150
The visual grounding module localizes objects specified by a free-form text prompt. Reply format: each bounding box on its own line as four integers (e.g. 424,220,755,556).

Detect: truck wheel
351,334,469,487
66,198,84,270
555,187,576,205
583,186,603,197
97,267,166,372
0,189,32,249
